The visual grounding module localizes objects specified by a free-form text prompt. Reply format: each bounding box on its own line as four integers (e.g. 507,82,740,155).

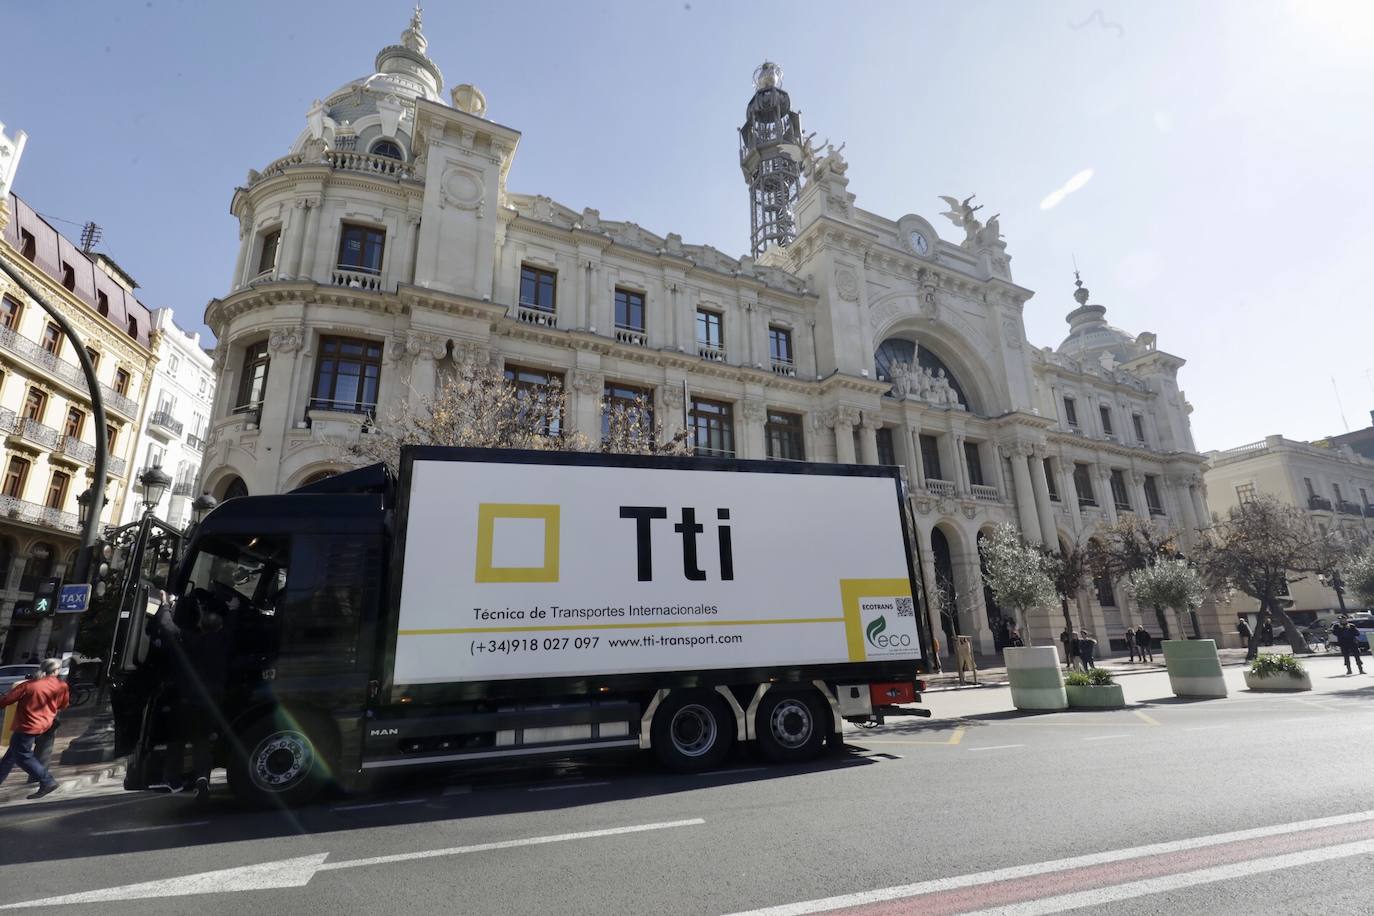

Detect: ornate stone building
201,13,1219,654
0,194,154,662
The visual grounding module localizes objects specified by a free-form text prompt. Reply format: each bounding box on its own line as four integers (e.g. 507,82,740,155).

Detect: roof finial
402,4,427,54
1072,256,1089,306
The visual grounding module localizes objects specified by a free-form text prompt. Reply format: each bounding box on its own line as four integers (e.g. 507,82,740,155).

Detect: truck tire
650,690,735,772
228,712,335,808
754,690,827,764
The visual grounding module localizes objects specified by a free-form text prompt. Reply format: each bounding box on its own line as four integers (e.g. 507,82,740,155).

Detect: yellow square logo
474,503,561,583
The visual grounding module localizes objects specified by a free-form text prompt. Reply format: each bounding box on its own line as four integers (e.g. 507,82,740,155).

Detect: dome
1055,274,1144,364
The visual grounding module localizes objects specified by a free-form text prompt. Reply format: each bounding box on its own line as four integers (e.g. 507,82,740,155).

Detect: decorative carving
1001,317,1022,349
961,504,978,520
441,165,485,213
571,369,604,395
388,332,444,364
834,405,861,427
912,495,933,516
268,326,303,353
742,399,766,423
835,267,859,302
938,194,984,244
659,384,685,409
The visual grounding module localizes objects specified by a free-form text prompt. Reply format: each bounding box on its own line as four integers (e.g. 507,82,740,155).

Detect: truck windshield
184,534,289,615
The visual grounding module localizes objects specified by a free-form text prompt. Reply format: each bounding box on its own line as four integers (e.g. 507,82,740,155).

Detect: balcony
925,478,956,498
109,456,127,477
1078,496,1098,508
0,326,139,418
307,397,376,417
770,358,797,378
0,406,15,435
697,343,727,363
1337,500,1362,516
9,417,59,450
251,149,416,186
171,481,196,498
186,432,205,452
0,495,80,534
1308,495,1333,511
332,266,383,292
233,403,263,429
147,410,184,438
55,435,95,465
1148,505,1166,516
614,326,647,347
971,484,1000,503
515,304,556,327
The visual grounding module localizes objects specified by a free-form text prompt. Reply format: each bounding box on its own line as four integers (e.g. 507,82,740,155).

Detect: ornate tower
739,62,803,257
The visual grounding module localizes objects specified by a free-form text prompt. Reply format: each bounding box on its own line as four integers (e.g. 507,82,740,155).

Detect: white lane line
526,781,611,793
707,767,767,776
90,820,210,837
1183,725,1230,732
958,837,1374,915
968,745,1024,752
333,798,427,812
718,809,1374,916
1082,734,1131,742
0,819,706,908
442,785,471,796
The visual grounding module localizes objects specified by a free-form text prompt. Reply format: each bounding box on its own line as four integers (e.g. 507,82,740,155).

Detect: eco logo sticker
865,615,887,648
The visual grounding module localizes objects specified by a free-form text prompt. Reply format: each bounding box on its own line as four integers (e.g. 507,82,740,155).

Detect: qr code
896,596,914,617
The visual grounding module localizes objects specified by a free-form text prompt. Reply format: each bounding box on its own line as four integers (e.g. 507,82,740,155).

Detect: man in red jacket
0,658,70,798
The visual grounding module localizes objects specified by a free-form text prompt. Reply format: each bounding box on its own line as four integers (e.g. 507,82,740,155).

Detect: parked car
0,663,40,695
1311,616,1374,652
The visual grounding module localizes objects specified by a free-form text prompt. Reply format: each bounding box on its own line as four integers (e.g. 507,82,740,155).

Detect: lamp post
140,464,172,516
191,493,218,524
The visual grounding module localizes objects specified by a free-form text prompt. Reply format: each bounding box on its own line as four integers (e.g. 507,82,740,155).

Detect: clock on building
907,229,930,256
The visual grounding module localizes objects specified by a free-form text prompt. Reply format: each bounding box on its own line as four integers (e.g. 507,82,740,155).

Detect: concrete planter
1065,683,1126,709
1162,639,1228,698
1005,646,1068,710
1243,670,1312,692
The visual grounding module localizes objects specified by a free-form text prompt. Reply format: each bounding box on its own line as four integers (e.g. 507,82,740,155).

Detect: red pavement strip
825,819,1374,915
727,812,1374,916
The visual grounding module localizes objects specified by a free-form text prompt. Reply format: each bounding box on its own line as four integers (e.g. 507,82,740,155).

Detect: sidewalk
0,711,127,805
924,644,1309,691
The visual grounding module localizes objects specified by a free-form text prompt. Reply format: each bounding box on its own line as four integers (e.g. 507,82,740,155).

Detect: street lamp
191,493,218,524
77,487,93,526
139,464,172,513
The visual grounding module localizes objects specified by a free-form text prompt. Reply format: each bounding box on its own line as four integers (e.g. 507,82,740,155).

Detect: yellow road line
1134,710,1162,726
399,617,844,636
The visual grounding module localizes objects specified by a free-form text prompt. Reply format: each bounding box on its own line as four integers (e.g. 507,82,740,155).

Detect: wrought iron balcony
186,432,205,452
0,494,80,534
0,406,15,435
147,410,184,437
171,481,196,497
1308,495,1333,511
109,456,127,477
0,327,139,418
307,397,377,416
56,435,95,464
9,417,59,449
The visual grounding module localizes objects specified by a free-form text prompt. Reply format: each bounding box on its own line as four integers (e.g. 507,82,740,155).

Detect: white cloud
1039,168,1095,210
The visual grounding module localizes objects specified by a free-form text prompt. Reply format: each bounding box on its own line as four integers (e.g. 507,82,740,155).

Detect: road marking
1184,725,1230,731
89,820,210,837
527,781,610,793
717,809,1374,916
956,837,1374,915
1082,734,1131,741
442,785,471,796
0,818,706,908
1133,710,1161,726
333,798,427,812
968,745,1023,752
707,767,767,776
1293,698,1339,711
854,726,965,747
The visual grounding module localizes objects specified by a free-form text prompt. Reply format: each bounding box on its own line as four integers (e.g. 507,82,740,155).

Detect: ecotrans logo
865,613,912,650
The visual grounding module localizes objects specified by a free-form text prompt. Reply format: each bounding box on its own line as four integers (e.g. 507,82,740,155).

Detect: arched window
220,476,248,501
370,140,403,161
873,338,973,411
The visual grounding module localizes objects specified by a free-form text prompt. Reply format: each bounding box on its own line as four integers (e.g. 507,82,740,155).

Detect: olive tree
1127,559,1207,637
978,523,1057,644
1342,546,1374,607
1087,517,1180,636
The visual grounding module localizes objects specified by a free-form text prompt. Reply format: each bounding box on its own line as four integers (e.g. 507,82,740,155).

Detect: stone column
278,199,307,281
1007,446,1044,545
858,415,880,466
572,370,604,443
1095,465,1117,524
659,384,686,441
914,524,944,663
296,198,322,281
1130,471,1150,520
832,408,858,464
959,553,994,654
1191,479,1211,528
5,554,26,591
231,219,251,291
1030,449,1059,547
1172,475,1199,539
1060,460,1082,526
952,434,970,493
743,399,767,460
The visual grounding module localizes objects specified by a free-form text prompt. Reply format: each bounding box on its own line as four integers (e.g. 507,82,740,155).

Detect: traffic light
89,540,120,599
33,576,61,616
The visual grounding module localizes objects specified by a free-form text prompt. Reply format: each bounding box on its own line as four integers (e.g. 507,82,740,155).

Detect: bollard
1162,639,1228,698
1005,646,1068,710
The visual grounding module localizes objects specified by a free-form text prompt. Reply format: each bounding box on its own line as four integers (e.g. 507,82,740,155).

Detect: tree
1341,545,1374,607
1127,559,1207,637
1087,516,1180,636
978,523,1057,643
345,359,690,471
1040,540,1090,632
1193,494,1331,654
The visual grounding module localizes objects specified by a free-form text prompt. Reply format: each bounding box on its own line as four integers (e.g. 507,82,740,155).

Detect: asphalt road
2,655,1373,915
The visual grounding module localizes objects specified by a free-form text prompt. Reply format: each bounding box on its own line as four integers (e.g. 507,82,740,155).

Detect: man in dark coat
152,592,231,801
1334,618,1365,675
1238,615,1256,660
1135,624,1154,663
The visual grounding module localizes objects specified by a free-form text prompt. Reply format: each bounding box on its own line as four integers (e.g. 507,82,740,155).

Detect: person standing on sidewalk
1238,615,1256,661
1124,626,1138,663
1135,624,1154,663
0,658,69,798
1335,617,1365,675
1060,627,1075,670
1077,629,1098,670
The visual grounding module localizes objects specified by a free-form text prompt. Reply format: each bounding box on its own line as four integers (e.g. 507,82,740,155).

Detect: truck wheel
651,690,735,772
755,691,826,764
228,714,334,808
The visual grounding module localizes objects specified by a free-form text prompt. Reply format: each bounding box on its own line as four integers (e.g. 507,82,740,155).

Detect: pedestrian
1077,628,1098,670
0,658,69,798
1060,626,1075,669
1124,626,1138,663
1068,629,1083,670
1135,624,1154,663
1260,616,1274,647
153,592,230,801
1008,623,1024,647
1238,615,1256,661
1334,617,1365,675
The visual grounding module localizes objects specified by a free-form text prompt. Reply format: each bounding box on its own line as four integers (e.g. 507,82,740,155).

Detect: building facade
1204,434,1374,619
119,308,215,529
200,14,1219,655
0,193,154,662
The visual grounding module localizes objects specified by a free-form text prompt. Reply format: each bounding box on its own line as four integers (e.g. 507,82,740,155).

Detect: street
2,655,1371,915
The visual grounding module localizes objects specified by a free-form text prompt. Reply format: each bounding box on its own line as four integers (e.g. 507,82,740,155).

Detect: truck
110,448,931,806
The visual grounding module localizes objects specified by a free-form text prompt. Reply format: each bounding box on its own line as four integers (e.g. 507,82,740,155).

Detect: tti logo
620,506,734,582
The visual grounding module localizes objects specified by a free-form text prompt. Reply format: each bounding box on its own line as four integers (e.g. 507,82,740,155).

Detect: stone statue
974,213,1003,248
939,194,984,244
915,366,933,401
889,360,913,399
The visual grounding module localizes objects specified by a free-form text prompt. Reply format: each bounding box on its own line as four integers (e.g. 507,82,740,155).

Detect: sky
4,0,1373,452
